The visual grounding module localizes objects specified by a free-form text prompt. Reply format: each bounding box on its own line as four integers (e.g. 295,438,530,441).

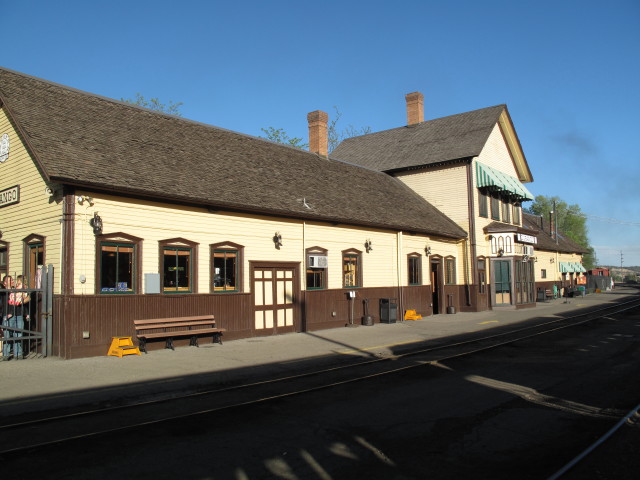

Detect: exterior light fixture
365,239,373,253
273,232,283,249
90,212,103,235
550,258,555,263
425,245,432,255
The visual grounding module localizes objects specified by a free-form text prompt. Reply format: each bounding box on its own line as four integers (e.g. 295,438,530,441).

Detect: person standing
2,275,29,360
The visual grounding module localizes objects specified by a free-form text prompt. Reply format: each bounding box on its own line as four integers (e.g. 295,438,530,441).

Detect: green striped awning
559,262,573,273
476,162,534,201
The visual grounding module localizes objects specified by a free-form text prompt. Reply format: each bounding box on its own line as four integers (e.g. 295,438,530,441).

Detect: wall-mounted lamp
365,239,373,253
77,195,94,206
550,258,555,263
273,232,283,249
497,248,504,257
90,212,103,235
425,245,432,255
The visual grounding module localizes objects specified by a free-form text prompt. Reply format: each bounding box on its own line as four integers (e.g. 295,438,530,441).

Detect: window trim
159,237,198,294
513,203,521,225
306,246,328,291
477,256,486,293
23,234,45,288
0,240,9,279
210,241,244,293
96,232,143,294
501,197,511,223
444,256,456,285
342,248,362,288
408,252,422,286
490,194,500,220
478,189,488,218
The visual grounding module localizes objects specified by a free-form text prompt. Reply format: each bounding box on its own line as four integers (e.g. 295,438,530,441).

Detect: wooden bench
134,315,225,353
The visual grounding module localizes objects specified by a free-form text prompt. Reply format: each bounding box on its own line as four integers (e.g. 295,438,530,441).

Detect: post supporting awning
476,161,534,201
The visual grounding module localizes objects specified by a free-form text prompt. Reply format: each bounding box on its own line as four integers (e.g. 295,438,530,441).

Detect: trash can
380,298,398,324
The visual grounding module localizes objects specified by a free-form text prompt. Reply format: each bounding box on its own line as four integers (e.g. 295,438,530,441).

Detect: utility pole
620,251,623,269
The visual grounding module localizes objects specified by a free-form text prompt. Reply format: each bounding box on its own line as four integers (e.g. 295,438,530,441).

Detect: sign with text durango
0,185,19,208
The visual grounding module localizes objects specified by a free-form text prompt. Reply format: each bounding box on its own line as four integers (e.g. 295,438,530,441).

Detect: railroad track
2,297,640,461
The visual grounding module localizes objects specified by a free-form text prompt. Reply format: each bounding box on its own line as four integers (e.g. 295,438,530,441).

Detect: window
478,189,488,218
100,243,135,293
491,194,500,220
408,254,422,286
342,249,362,288
211,242,243,292
501,197,511,223
445,257,456,285
306,247,328,290
541,269,547,279
23,234,45,288
0,241,7,279
96,233,142,294
513,203,521,225
477,257,486,293
160,238,198,293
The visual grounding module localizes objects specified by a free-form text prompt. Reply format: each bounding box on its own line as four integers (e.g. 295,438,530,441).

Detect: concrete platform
0,288,635,418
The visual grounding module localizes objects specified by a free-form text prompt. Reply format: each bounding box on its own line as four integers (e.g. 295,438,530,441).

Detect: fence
0,265,54,360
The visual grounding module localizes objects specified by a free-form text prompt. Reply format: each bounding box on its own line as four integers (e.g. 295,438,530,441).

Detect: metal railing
1,265,53,360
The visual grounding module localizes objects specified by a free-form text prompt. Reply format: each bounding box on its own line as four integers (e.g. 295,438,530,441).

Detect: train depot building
0,68,587,358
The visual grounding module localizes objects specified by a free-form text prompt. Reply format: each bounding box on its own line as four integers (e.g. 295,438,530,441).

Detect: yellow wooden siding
70,191,470,294
395,164,469,230
475,124,520,177
0,108,63,292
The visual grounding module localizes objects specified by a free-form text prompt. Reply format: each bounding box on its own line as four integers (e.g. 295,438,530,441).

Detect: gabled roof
332,104,533,183
0,67,466,239
522,213,589,254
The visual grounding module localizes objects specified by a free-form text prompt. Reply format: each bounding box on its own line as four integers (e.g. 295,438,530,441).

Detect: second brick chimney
307,110,329,157
405,91,424,125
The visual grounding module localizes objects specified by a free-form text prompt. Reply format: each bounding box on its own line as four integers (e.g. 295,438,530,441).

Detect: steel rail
546,403,640,480
3,296,638,432
1,297,639,455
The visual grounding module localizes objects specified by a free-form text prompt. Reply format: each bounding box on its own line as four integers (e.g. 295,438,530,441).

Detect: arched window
159,238,198,293
306,246,328,290
23,234,45,288
342,248,362,288
210,241,244,292
96,232,142,294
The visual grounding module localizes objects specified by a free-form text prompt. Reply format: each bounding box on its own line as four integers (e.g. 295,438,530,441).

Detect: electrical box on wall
144,273,160,294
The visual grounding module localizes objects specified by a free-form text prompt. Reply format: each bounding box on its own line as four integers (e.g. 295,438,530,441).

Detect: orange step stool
108,336,141,357
404,309,423,321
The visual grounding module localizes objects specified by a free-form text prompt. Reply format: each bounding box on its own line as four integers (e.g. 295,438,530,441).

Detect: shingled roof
331,104,506,172
0,67,466,239
522,213,589,254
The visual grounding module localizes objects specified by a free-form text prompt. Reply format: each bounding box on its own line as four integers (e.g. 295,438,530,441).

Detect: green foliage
526,195,596,268
261,106,371,153
121,93,183,116
260,127,308,149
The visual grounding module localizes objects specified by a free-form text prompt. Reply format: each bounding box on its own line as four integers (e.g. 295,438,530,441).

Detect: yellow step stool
108,336,141,357
404,309,423,321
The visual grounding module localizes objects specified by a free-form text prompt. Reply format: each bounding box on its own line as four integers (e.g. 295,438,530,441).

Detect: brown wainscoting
304,286,433,330
53,293,253,359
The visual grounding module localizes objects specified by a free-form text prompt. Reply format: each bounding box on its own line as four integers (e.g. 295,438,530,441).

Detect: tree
121,93,183,116
327,106,371,153
261,106,371,153
260,127,307,149
526,195,597,268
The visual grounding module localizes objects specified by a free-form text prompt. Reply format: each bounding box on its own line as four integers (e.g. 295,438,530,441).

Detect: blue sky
4,0,639,266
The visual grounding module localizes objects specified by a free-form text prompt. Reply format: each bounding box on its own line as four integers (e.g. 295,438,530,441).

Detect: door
253,263,299,335
431,260,442,314
493,259,512,305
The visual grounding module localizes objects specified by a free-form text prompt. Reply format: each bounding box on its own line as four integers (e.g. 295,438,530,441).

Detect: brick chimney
307,110,329,156
405,91,424,125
